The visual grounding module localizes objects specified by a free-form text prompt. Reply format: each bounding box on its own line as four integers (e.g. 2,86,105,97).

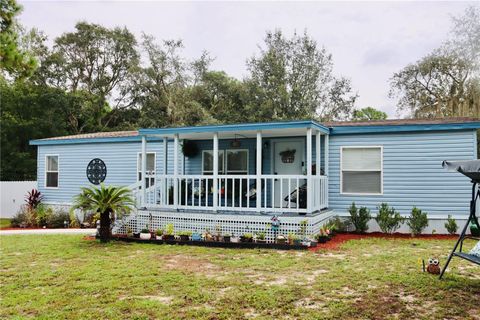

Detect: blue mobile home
30,118,480,238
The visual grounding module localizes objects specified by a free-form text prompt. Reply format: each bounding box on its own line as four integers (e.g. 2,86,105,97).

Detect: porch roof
139,120,329,139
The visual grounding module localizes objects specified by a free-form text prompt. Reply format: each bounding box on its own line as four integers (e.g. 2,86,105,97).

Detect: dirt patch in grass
162,254,224,276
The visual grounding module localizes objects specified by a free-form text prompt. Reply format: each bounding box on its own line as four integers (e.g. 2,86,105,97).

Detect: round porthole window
86,158,107,185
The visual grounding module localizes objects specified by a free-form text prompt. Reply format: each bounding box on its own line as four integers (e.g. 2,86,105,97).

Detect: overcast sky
19,1,475,118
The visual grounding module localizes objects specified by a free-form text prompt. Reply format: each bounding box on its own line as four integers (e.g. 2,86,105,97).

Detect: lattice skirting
113,209,335,241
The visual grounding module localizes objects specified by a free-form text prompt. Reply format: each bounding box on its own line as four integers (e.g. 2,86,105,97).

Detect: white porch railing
131,174,328,214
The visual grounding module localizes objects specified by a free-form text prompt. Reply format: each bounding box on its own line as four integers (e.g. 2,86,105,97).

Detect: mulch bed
309,232,458,252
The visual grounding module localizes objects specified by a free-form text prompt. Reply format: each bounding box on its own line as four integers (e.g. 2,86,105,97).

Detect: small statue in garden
426,258,441,274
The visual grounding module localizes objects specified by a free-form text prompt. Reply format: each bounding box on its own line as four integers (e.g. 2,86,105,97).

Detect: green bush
445,215,458,235
11,209,28,227
46,210,70,228
407,207,428,235
348,202,371,233
375,203,404,234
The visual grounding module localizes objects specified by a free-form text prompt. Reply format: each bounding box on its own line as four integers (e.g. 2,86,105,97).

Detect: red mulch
82,235,96,241
309,232,458,252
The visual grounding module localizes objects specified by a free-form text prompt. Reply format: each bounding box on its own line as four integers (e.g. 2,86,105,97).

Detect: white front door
273,140,304,208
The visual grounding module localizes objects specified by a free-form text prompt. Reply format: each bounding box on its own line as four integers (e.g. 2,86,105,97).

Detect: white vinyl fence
0,181,37,218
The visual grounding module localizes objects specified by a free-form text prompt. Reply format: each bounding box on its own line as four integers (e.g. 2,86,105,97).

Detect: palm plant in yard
73,184,135,242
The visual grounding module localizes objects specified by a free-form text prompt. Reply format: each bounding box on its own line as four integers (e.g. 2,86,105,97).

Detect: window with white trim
137,153,156,188
202,150,224,174
341,147,382,194
45,155,59,188
226,149,248,174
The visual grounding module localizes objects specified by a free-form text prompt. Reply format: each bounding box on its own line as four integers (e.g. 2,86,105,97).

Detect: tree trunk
99,210,112,243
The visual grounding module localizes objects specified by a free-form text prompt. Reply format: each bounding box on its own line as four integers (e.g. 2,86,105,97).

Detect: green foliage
247,30,357,122
165,223,174,236
390,6,480,119
10,204,69,228
352,107,387,121
0,0,37,78
348,202,371,233
140,228,149,234
375,203,404,234
156,229,164,236
257,232,266,240
407,207,428,235
445,215,458,235
73,184,135,242
10,209,27,227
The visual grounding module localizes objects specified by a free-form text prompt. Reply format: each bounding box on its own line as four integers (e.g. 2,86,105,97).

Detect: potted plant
230,235,240,243
140,228,151,240
223,233,231,243
287,233,298,245
126,227,133,238
163,223,175,241
191,232,202,241
316,228,329,243
256,232,267,244
307,235,318,247
276,234,287,245
470,221,480,237
156,229,164,240
179,231,191,242
240,233,253,243
204,230,214,242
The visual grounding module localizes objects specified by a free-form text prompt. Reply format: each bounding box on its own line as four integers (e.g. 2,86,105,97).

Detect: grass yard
1,235,479,320
0,218,11,229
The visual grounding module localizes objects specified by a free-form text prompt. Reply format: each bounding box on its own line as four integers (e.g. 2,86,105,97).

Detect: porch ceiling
139,120,329,140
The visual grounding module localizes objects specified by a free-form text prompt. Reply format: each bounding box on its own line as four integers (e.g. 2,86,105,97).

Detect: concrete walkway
0,228,96,235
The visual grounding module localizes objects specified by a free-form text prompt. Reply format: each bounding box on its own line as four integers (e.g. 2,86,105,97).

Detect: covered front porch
133,121,330,216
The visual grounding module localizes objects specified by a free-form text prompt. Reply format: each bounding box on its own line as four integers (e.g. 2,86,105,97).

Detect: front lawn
0,218,11,229
0,235,479,319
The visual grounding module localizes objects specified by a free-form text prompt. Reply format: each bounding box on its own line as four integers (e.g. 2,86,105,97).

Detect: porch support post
213,132,219,211
256,131,262,211
163,137,168,205
316,131,321,177
141,135,147,207
324,134,329,208
173,134,179,209
306,128,312,213
324,134,329,176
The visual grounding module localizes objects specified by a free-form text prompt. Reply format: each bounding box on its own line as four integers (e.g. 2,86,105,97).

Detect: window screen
341,147,382,194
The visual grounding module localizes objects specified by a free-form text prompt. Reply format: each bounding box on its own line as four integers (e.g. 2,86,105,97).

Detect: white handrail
132,174,328,214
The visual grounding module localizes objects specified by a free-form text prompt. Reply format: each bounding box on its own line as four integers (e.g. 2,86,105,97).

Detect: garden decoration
426,258,441,275
439,160,480,279
279,149,296,163
271,215,280,239
86,158,107,185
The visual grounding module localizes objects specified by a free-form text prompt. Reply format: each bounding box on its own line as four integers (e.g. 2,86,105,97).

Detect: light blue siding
328,130,476,216
37,129,477,217
37,140,182,203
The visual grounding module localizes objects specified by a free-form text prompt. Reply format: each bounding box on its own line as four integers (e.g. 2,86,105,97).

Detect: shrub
11,209,28,227
348,202,371,233
375,203,404,234
165,223,174,235
25,189,43,210
35,204,53,227
69,209,81,228
407,207,428,236
445,215,458,235
46,210,70,228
